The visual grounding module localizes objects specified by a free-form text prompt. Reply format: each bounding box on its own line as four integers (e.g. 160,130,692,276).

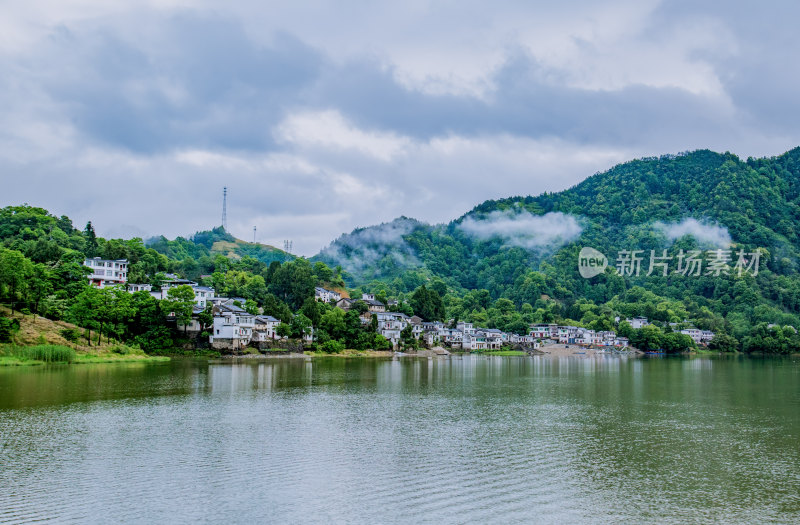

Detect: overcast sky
2,1,799,255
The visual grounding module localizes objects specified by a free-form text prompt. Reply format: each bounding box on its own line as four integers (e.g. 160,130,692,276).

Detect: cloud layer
654,218,732,247
459,211,584,250
318,217,421,277
1,1,800,254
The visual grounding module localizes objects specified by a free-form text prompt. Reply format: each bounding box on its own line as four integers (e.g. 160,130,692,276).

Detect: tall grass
10,345,76,363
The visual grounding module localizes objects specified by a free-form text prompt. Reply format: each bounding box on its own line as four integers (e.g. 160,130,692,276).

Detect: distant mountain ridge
315,147,800,301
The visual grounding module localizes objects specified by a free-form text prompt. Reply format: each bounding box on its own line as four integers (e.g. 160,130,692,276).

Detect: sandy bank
537,343,638,357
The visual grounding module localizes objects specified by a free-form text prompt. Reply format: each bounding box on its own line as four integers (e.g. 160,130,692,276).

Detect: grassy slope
210,238,289,262
0,306,168,365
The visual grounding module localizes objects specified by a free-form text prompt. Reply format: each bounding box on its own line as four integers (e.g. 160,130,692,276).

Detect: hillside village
84,256,716,353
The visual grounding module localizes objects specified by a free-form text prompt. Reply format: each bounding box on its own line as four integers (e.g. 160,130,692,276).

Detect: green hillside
146,226,293,271
316,148,800,348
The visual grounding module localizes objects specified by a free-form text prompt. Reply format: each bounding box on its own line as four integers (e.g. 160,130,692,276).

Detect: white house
530,325,551,339
626,317,650,329
557,326,580,344
466,330,502,350
367,311,413,348
151,279,215,308
462,331,485,350
485,328,508,342
253,315,281,342
457,322,475,335
315,287,342,303
361,294,386,313
127,283,152,293
680,328,715,345
84,258,128,288
209,304,255,350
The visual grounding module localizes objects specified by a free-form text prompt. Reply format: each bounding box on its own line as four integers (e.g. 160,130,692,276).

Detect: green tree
0,249,34,313
290,313,313,339
69,287,102,345
301,297,322,327
83,221,99,257
276,322,292,338
410,285,445,321
708,333,740,353
27,264,53,316
166,285,196,334
661,332,695,354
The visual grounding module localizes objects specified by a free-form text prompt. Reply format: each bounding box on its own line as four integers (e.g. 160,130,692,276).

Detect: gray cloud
1,1,800,255
459,210,584,250
35,13,322,153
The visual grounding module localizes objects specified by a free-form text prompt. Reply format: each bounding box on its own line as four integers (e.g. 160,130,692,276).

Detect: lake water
1,355,798,524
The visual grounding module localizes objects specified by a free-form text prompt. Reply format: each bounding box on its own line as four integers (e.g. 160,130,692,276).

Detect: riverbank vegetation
0,343,168,366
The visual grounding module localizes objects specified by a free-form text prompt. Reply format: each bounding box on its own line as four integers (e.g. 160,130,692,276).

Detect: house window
216,329,219,335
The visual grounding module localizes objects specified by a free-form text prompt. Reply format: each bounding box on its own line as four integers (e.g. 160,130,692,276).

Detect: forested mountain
317,148,800,348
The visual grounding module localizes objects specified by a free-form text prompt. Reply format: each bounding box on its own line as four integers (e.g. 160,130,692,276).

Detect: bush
0,317,20,343
320,340,345,354
60,328,81,343
373,334,392,351
133,326,174,352
110,345,130,355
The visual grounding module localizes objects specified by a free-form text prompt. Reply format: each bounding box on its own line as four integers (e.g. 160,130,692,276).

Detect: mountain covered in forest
320,148,800,287
313,147,800,346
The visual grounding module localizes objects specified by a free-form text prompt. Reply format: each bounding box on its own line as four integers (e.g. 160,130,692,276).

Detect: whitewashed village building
315,287,342,303
150,279,215,308
680,328,715,345
209,304,255,350
253,315,281,342
626,317,650,329
84,258,128,288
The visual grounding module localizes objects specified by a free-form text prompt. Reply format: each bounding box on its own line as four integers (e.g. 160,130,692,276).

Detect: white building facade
84,258,128,288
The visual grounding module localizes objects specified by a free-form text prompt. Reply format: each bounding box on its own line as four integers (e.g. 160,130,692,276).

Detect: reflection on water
0,355,798,524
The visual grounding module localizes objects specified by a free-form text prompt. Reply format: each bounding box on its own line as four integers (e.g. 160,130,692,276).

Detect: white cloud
275,110,410,162
459,210,584,250
318,218,421,276
654,218,732,247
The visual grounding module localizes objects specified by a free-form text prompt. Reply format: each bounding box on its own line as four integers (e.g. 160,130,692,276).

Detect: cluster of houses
84,258,715,352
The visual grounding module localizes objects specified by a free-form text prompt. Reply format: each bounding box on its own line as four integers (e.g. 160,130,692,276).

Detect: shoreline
0,353,170,366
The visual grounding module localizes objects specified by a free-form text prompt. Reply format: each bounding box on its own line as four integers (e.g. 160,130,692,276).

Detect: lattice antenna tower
221,187,228,231
283,240,292,254
253,226,257,243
